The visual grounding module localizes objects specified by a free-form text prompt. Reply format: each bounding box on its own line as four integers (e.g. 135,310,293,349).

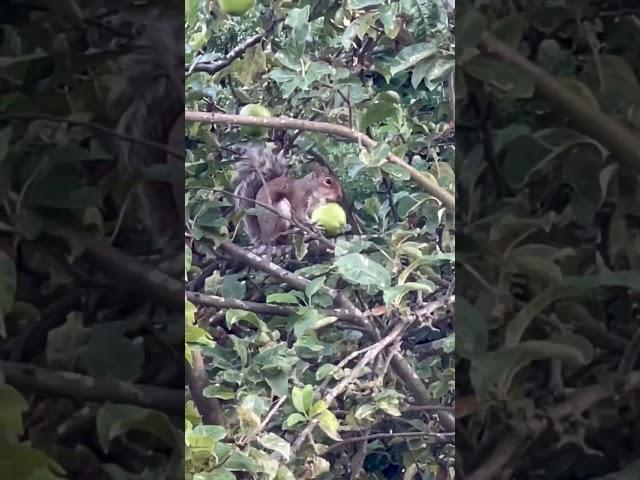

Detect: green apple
376,90,401,104
311,203,347,236
218,0,254,16
239,103,271,137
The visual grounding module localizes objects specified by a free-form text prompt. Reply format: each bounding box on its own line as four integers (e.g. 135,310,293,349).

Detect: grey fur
113,18,184,249
233,147,288,242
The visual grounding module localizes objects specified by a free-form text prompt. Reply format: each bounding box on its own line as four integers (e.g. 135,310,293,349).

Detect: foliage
185,0,455,479
457,1,640,478
0,2,183,479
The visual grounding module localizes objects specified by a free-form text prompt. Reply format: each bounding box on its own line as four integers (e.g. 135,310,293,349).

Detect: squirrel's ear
311,163,329,177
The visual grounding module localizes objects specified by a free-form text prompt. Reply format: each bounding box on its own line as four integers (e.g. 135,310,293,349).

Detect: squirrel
111,17,184,251
233,147,344,244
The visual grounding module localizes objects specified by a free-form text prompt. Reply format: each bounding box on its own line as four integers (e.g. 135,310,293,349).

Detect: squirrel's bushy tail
112,18,184,249
233,147,288,242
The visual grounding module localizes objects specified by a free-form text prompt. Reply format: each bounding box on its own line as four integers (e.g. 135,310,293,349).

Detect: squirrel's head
311,164,343,202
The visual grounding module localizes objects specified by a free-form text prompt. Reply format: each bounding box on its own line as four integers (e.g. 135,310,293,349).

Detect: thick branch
390,353,455,431
1,113,183,159
477,32,640,175
186,349,225,425
85,240,183,311
1,360,183,414
184,111,455,209
219,241,370,331
186,291,362,323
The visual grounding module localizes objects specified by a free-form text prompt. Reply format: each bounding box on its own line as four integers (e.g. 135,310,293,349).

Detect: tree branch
187,19,283,75
1,360,183,414
186,291,363,324
0,112,184,159
477,31,640,175
186,348,226,425
184,111,455,209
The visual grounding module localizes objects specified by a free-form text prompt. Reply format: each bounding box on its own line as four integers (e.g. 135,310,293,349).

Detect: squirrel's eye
324,178,332,185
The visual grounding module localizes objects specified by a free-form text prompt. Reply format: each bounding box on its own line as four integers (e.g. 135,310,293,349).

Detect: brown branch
84,240,183,311
0,112,184,159
390,353,455,431
187,19,283,75
219,240,371,331
477,32,640,175
184,111,455,209
1,360,183,413
186,348,226,425
186,291,363,323
327,430,454,451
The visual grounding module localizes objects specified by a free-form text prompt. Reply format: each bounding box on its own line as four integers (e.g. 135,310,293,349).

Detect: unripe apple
218,0,254,17
311,203,347,236
239,103,271,137
376,90,401,104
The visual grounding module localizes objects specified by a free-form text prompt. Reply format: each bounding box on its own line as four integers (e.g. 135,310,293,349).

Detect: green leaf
219,275,246,300
383,282,435,306
305,276,326,303
46,312,90,370
351,0,383,8
456,297,488,359
309,400,328,417
0,441,66,479
226,309,267,332
96,403,178,453
192,424,227,441
458,9,487,50
464,55,534,99
224,451,259,472
354,403,377,420
258,433,291,461
471,335,592,398
285,412,307,427
0,384,28,438
505,287,581,347
195,470,236,480
264,370,289,397
85,321,144,382
291,384,313,415
335,253,391,290
203,385,237,400
389,43,439,76
267,293,301,305
317,410,341,441
316,363,341,381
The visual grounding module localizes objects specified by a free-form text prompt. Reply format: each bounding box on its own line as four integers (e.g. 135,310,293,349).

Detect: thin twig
240,395,288,446
1,113,184,159
187,19,284,75
290,319,411,455
326,431,455,452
